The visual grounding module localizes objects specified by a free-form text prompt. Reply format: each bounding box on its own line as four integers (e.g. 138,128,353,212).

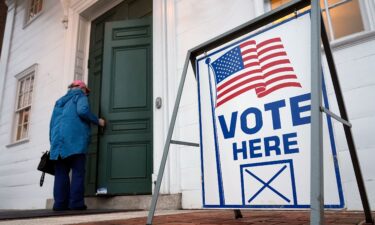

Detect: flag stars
211,46,245,83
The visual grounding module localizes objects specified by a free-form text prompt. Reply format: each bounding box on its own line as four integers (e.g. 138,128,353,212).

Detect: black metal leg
234,210,243,219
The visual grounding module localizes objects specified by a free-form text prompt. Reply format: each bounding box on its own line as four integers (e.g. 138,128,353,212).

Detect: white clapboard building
0,0,374,210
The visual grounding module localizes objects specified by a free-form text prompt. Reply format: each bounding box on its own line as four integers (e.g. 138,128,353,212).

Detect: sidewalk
72,210,373,225
0,210,372,225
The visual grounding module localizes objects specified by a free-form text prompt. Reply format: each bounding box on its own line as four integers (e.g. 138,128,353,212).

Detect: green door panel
98,17,153,195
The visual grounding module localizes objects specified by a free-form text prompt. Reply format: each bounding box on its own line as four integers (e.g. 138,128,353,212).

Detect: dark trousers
53,154,86,210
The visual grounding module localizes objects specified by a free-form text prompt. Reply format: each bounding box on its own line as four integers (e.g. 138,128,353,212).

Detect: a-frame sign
197,10,343,209
146,1,374,225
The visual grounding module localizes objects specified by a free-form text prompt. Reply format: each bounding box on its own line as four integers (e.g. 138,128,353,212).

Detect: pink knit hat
69,80,91,93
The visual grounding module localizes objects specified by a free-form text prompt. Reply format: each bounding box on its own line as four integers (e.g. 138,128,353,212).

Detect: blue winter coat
49,89,99,160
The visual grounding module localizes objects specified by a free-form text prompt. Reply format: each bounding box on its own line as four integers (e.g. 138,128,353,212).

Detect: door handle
99,117,106,135
99,125,105,135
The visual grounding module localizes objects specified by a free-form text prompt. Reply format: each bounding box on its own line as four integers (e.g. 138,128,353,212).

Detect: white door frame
62,0,178,194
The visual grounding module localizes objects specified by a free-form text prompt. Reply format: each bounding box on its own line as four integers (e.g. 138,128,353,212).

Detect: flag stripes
212,37,301,107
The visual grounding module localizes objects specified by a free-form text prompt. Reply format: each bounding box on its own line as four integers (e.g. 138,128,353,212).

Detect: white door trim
62,0,178,194
153,0,179,194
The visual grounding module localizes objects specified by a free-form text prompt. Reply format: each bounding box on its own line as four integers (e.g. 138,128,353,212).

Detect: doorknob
155,97,162,109
99,125,105,135
99,117,106,135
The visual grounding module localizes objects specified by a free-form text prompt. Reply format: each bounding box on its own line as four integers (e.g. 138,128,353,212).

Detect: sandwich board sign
196,11,344,209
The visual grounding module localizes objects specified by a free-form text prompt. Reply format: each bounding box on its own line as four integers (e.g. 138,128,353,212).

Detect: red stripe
259,52,287,63
257,37,282,49
244,61,260,67
217,75,264,99
255,87,266,93
216,83,263,107
261,59,290,71
217,68,262,91
264,74,298,86
257,45,284,56
241,48,257,55
256,82,302,98
240,40,256,48
263,67,294,79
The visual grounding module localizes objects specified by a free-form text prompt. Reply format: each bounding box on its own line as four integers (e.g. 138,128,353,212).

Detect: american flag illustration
211,37,302,107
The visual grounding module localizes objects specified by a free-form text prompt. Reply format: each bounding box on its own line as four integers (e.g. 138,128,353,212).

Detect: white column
165,0,180,194
0,0,16,113
153,0,179,194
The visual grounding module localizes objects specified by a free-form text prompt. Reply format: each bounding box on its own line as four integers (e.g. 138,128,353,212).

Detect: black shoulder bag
37,151,55,187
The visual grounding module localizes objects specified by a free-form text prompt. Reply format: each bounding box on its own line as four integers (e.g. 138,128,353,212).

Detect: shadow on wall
0,1,8,59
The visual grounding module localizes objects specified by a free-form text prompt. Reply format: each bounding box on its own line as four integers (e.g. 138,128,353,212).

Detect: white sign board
196,12,344,209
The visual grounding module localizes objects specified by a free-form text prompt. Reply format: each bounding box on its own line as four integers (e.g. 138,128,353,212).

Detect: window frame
23,0,44,28
10,64,38,145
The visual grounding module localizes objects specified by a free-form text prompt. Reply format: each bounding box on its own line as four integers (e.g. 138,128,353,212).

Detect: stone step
46,194,181,210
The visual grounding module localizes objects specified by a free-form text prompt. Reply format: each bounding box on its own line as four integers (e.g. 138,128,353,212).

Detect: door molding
62,0,178,195
152,0,179,194
61,0,124,91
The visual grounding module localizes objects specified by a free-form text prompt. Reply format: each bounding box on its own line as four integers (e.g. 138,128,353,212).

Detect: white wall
174,0,257,209
0,1,66,209
323,37,375,210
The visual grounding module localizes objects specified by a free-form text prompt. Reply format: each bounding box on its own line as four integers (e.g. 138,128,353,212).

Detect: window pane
22,123,28,139
271,0,288,9
18,80,25,109
16,124,22,141
28,91,33,105
271,0,364,40
17,94,23,109
24,78,30,108
24,108,29,123
28,0,43,21
28,75,34,105
329,0,364,39
15,108,30,141
37,0,43,12
22,108,30,139
16,110,24,141
19,80,24,95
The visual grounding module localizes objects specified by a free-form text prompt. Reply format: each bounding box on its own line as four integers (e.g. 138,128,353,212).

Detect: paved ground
0,210,373,225
72,210,373,225
0,210,193,225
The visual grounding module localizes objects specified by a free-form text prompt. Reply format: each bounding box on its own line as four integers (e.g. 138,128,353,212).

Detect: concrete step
46,194,181,210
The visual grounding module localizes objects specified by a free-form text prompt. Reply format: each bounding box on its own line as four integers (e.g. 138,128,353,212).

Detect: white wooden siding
0,0,65,209
174,0,256,209
324,38,375,209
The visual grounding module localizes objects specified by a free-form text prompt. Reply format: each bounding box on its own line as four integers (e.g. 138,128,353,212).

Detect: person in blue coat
49,80,105,211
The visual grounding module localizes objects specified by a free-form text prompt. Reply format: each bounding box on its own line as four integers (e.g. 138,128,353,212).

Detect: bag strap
40,172,45,187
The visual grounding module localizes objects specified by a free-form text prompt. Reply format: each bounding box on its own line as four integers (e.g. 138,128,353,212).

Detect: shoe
53,207,69,211
69,205,87,210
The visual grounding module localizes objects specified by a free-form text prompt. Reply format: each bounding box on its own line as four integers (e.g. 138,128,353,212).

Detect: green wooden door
97,17,153,195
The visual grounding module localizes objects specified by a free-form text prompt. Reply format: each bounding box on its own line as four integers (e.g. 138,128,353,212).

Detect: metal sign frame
146,0,374,224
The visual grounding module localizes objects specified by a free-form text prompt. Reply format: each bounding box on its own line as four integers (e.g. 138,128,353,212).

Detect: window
26,0,43,23
270,0,366,41
13,65,36,142
321,0,364,40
